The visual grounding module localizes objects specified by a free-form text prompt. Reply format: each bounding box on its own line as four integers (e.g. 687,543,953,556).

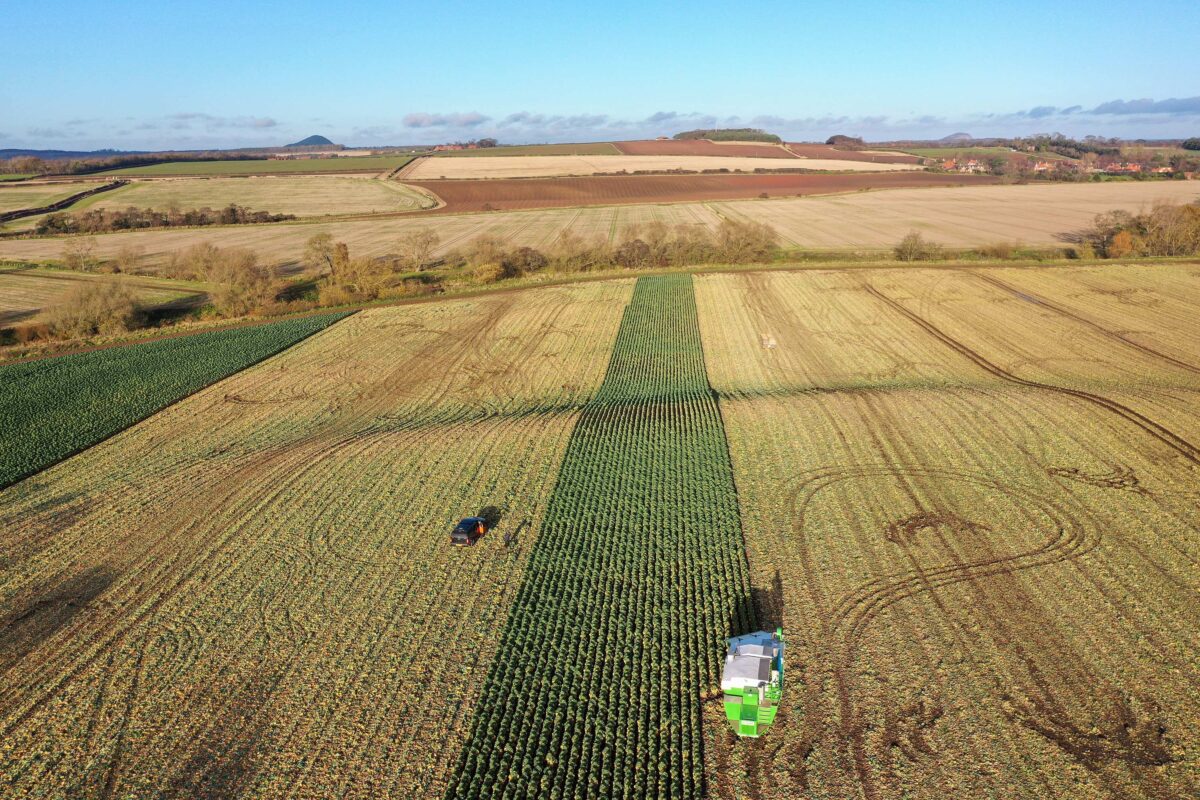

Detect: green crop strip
0,313,350,490
447,274,753,800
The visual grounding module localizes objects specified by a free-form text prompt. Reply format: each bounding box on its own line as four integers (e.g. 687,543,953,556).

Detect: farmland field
409,172,997,213
431,142,622,157
0,281,635,798
88,175,436,217
406,154,919,180
99,155,416,176
695,267,1200,799
449,275,752,799
0,268,205,326
0,311,348,488
2,262,1200,798
1,181,1197,270
615,140,798,158
0,183,80,213
785,144,923,164
2,181,1197,270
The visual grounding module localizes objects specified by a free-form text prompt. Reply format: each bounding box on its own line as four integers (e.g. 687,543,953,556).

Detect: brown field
409,172,998,213
0,268,206,326
0,181,1197,269
404,154,919,180
615,139,799,158
696,266,1200,799
87,175,437,217
786,143,924,164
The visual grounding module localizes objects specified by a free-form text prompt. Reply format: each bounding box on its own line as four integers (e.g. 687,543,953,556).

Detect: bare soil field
0,268,205,326
409,172,997,213
1,181,1197,269
696,267,1200,799
0,280,635,798
786,143,924,164
615,139,798,158
88,175,436,217
405,154,919,180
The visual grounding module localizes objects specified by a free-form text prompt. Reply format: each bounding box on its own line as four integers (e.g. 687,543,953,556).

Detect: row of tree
35,205,294,234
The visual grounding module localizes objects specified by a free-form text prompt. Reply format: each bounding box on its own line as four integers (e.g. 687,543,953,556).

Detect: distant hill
674,128,782,144
286,135,334,148
940,132,974,143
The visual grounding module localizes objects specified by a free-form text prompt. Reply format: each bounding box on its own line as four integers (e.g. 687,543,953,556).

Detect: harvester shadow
727,570,784,638
0,566,115,673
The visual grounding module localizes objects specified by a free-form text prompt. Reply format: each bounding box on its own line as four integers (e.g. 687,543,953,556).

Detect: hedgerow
0,313,349,488
446,274,753,799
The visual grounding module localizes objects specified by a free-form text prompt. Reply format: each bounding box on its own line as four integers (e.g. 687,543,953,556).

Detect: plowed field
409,172,999,213
615,140,798,158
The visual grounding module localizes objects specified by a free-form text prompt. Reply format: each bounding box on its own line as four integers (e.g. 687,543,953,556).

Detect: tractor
721,628,784,737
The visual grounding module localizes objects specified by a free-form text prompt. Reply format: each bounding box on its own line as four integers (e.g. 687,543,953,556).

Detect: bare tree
395,228,440,271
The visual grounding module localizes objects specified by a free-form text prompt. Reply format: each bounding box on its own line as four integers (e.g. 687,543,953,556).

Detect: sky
2,0,1199,151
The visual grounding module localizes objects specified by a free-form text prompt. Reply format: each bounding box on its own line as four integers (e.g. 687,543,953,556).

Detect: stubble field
0,268,205,326
696,266,1200,800
0,280,635,798
405,154,919,180
1,262,1198,798
88,175,437,217
1,181,1196,271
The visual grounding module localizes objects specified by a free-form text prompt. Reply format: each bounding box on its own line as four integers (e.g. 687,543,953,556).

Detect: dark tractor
450,516,489,546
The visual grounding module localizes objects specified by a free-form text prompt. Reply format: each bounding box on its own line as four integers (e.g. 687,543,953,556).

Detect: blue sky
2,0,1198,150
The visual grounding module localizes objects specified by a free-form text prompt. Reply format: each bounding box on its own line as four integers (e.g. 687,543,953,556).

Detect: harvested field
0,268,204,327
695,267,1200,799
89,175,436,217
0,183,79,213
615,139,798,158
1,181,1198,269
785,143,924,164
409,172,997,213
99,155,415,177
0,280,635,798
432,142,621,157
406,154,918,180
712,179,1200,248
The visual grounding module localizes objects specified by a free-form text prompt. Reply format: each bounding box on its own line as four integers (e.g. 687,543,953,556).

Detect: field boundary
0,180,129,224
0,311,354,491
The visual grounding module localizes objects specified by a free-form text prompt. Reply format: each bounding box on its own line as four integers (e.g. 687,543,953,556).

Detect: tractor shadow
728,569,784,637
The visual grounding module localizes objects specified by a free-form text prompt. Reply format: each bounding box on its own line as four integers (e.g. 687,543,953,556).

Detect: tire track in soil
0,298,517,739
971,272,1200,376
863,284,1200,469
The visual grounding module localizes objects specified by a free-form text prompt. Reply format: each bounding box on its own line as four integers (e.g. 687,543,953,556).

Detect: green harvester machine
720,628,784,737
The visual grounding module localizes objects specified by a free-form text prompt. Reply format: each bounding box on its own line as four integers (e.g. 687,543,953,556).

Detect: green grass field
99,155,416,176
0,312,349,489
0,174,36,182
432,142,621,157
